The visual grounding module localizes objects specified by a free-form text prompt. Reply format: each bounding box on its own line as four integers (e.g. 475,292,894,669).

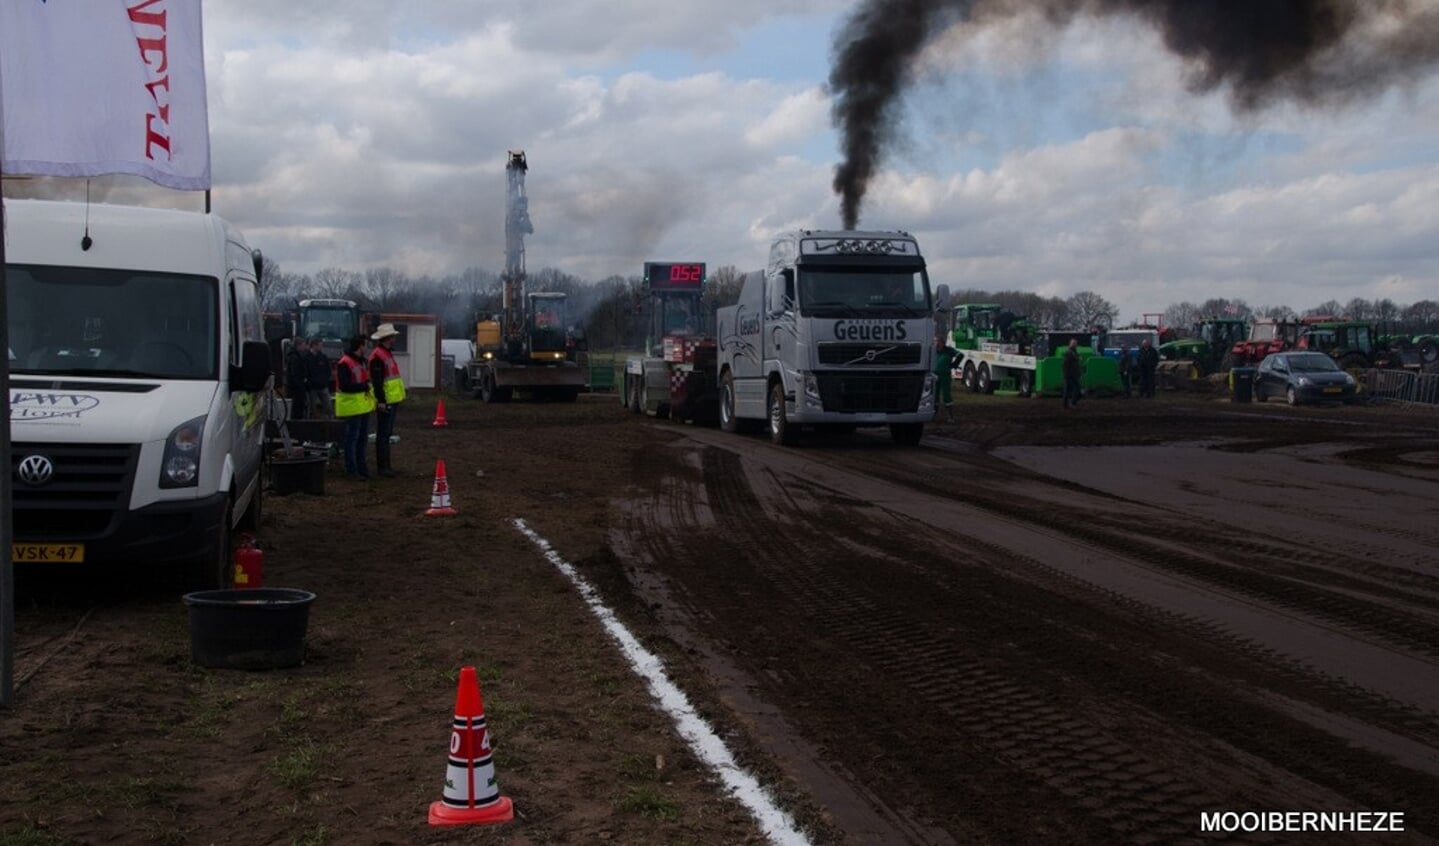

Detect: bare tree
1257,304,1297,320
1066,290,1118,329
311,268,361,299
1306,300,1343,318
703,265,746,312
362,267,413,311
1163,302,1200,333
1403,299,1439,324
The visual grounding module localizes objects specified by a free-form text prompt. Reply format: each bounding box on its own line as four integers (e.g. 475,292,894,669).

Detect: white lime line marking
512,518,814,846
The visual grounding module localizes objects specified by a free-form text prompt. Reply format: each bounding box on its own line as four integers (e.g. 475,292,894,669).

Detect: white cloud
8,1,1436,323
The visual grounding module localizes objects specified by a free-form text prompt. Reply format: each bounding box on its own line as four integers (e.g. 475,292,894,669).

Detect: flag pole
1,165,15,708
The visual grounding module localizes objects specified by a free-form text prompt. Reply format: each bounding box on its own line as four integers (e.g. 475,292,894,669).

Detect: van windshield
6,265,218,380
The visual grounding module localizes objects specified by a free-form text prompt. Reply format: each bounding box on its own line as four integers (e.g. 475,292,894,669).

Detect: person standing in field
284,337,309,421
304,336,334,419
1062,338,1083,409
934,336,956,422
1118,342,1133,398
335,334,375,480
368,323,407,478
1138,338,1160,398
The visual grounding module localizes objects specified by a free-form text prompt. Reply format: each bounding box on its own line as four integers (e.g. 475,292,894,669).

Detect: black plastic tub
270,454,327,496
182,588,316,670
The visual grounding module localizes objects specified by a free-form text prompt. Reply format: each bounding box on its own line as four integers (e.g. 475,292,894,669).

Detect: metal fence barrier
1366,368,1439,407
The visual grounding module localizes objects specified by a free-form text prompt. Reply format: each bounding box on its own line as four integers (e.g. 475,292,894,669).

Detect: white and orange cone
425,459,458,516
432,398,450,428
428,666,514,827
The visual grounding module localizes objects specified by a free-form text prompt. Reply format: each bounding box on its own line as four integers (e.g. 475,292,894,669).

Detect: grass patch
290,823,330,846
0,826,73,846
615,785,680,821
269,742,328,791
117,777,186,811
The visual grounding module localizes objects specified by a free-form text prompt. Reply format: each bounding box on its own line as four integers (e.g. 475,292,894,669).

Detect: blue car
1254,351,1357,405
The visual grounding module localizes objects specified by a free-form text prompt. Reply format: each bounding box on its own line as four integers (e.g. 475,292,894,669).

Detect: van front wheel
187,497,233,591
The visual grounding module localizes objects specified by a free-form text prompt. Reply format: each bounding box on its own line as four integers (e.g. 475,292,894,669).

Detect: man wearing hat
368,323,407,477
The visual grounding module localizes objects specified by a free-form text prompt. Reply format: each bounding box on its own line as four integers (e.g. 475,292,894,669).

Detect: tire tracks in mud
615,441,1405,843
846,447,1439,666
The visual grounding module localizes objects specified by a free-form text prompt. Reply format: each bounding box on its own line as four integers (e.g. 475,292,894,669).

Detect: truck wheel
890,422,924,446
977,364,993,395
768,381,797,446
1420,338,1438,365
962,362,978,393
720,373,739,433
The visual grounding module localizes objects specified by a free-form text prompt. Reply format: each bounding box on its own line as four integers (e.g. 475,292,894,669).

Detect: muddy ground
3,387,1438,845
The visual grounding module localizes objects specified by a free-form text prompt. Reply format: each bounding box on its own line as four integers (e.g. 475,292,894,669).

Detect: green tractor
1376,326,1439,371
1295,321,1399,371
1156,317,1248,389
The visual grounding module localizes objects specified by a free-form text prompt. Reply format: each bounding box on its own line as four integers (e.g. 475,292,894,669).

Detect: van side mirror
234,340,273,392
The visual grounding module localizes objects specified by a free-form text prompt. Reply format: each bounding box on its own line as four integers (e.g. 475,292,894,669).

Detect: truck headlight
920,373,936,412
802,373,822,410
160,415,206,488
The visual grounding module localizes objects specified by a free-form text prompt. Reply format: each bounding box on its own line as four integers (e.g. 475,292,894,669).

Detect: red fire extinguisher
232,533,265,588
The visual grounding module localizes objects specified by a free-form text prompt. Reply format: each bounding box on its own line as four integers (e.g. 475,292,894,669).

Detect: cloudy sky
24,0,1439,321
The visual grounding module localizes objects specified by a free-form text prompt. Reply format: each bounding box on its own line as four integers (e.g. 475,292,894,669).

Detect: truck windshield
1105,330,1155,350
1251,323,1279,342
660,294,705,336
7,265,217,379
299,306,358,343
798,268,930,317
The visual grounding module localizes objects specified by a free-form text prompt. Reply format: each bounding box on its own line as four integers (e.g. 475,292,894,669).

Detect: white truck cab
6,199,273,588
716,230,936,446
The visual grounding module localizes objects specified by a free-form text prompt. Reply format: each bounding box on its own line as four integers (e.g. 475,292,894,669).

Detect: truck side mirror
768,269,793,317
932,283,950,311
233,340,274,393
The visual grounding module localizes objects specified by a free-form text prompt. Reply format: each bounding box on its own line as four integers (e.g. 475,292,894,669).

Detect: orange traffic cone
425,459,458,516
432,398,450,428
428,666,514,827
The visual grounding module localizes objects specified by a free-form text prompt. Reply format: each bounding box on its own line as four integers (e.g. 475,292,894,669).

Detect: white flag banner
0,0,210,191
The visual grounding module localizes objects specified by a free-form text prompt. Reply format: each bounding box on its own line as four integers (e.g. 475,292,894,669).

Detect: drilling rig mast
466,150,585,402
501,150,532,356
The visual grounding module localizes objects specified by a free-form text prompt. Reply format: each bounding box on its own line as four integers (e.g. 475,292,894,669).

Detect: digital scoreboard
644,262,706,291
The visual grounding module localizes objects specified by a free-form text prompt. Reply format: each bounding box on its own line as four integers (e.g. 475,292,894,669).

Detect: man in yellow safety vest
335,334,377,479
368,323,407,478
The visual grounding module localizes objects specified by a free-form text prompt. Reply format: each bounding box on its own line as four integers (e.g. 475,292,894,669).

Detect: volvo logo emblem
17,455,55,486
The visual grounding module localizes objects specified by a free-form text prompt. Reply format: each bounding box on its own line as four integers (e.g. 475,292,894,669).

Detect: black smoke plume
830,0,1439,228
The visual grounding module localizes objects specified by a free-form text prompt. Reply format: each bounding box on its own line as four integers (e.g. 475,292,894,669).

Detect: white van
6,199,273,588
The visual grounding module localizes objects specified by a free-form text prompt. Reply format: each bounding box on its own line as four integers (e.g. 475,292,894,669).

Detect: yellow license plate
12,544,85,562
1322,387,1342,394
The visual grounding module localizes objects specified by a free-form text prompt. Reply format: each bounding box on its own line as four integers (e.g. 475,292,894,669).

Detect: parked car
1254,351,1357,405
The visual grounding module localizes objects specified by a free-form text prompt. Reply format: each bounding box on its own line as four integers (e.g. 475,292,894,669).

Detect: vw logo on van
17,455,56,487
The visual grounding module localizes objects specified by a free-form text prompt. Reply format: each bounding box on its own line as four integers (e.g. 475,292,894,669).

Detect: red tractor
1229,319,1302,368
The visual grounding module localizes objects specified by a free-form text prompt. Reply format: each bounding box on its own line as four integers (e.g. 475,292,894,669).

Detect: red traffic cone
428,666,514,827
425,459,458,516
432,398,450,428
